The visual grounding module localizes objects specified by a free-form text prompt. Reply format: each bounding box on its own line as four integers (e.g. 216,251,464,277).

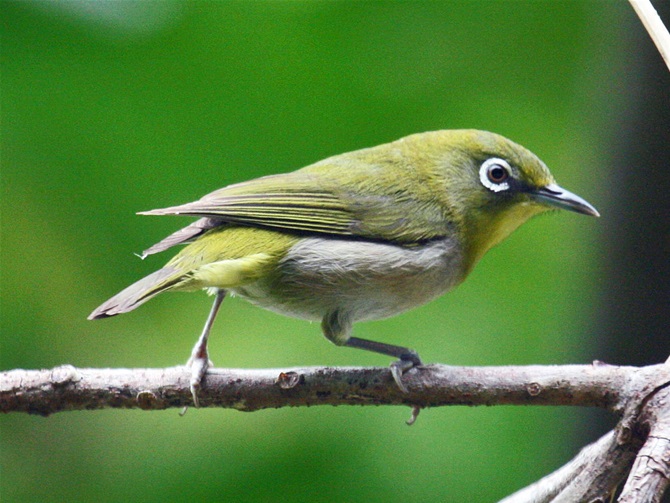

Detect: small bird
89,130,599,404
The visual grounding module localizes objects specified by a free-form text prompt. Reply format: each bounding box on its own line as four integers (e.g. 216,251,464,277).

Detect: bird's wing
141,172,354,232
140,164,451,255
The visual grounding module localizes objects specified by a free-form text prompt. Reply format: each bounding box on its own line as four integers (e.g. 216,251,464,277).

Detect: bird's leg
345,337,422,393
186,289,226,408
321,310,422,393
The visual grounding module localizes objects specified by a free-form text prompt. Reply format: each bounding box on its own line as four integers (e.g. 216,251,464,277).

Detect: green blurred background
2,1,668,501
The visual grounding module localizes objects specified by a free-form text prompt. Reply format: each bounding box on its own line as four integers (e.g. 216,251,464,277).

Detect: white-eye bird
89,129,599,404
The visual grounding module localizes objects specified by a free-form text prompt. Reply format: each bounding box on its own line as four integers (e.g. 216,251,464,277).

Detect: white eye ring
480,158,512,192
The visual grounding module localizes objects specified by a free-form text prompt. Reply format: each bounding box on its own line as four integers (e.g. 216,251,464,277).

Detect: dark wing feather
141,217,220,258
141,193,354,235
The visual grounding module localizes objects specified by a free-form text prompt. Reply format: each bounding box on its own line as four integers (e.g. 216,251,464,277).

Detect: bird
89,129,599,405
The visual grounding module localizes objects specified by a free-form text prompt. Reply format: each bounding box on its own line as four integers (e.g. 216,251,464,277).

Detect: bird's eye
479,158,512,193
488,165,508,183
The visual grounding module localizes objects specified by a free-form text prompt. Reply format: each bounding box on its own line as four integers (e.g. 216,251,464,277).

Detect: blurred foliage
1,1,637,501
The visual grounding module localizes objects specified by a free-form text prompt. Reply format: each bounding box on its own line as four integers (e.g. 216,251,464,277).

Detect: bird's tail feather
88,267,183,319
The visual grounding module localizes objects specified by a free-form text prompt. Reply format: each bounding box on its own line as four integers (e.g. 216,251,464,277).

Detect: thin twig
629,0,670,72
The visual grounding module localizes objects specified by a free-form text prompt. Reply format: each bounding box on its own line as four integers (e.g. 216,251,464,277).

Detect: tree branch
0,362,664,415
3,361,670,502
618,380,670,502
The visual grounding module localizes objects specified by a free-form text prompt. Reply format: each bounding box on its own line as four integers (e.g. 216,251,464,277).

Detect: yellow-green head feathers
287,129,595,271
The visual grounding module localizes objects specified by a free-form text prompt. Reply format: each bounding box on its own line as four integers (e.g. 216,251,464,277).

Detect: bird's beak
532,183,600,217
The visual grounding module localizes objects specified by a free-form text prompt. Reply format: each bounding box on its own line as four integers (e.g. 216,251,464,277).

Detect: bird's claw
406,405,421,426
185,355,212,409
389,351,422,393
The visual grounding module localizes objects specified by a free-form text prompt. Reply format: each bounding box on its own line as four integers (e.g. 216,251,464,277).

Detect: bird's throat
463,202,547,274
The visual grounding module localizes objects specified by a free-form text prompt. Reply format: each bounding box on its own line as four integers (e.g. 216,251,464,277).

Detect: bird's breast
232,235,466,322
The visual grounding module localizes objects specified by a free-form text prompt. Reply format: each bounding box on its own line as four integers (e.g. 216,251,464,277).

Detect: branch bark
2,360,669,502
0,362,663,415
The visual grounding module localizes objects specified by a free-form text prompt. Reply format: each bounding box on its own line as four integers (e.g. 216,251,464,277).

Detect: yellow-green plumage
167,226,299,291
89,129,598,395
90,226,299,317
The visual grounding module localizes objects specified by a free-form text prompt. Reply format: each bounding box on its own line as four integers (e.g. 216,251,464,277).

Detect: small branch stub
275,371,303,389
526,382,542,397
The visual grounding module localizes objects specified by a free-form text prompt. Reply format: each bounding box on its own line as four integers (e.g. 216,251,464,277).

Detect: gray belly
232,236,465,323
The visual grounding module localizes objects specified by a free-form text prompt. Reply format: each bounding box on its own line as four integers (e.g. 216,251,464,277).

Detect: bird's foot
389,351,422,393
186,355,212,409
182,332,214,410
